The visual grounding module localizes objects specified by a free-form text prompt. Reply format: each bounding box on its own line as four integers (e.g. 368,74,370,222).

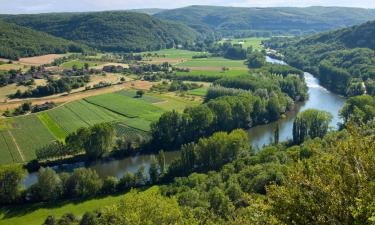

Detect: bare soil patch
17,54,66,66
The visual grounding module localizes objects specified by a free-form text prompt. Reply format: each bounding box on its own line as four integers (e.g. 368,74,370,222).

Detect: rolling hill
155,5,375,36
265,20,375,96
0,20,88,60
2,11,199,52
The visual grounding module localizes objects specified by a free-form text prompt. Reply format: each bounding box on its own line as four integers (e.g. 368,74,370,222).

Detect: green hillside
265,20,375,96
0,20,88,59
2,11,199,52
155,5,375,36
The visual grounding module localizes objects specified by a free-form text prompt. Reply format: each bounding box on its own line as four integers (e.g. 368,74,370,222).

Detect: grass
0,192,131,225
84,93,165,121
218,37,269,50
139,49,205,59
46,100,125,134
176,69,248,77
187,88,208,97
150,93,201,112
0,131,22,164
10,115,56,161
37,113,67,141
176,57,246,68
116,90,164,103
60,60,98,69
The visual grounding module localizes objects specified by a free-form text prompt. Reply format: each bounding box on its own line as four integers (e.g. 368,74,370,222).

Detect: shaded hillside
0,20,88,60
265,21,375,96
2,11,198,52
155,5,375,36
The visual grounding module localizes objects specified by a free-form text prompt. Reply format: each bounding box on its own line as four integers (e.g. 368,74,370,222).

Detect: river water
23,57,346,187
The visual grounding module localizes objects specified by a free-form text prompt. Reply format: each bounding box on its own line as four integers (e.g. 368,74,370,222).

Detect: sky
1,0,375,14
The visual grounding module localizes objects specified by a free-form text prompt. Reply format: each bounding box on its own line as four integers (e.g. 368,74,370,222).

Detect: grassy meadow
218,37,269,50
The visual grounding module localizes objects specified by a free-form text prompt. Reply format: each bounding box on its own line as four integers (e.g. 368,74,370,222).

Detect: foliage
292,109,333,144
0,20,87,59
265,21,375,96
155,5,375,36
268,125,375,224
3,11,199,52
0,165,26,205
340,95,375,125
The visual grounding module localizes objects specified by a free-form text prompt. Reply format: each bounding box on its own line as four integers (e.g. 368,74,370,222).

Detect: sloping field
10,115,56,161
0,131,23,164
46,100,125,134
115,90,164,104
176,57,246,68
175,69,248,77
84,93,164,121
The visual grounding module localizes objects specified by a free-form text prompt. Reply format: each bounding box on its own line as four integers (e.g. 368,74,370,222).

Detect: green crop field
115,122,150,141
84,93,164,121
0,131,22,164
116,90,164,103
38,113,67,141
10,116,56,161
140,49,206,59
0,90,197,165
187,88,208,96
176,57,246,68
176,69,248,77
218,37,269,50
60,60,98,69
46,100,126,134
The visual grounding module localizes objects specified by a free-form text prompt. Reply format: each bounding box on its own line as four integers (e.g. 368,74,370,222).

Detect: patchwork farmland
0,90,197,164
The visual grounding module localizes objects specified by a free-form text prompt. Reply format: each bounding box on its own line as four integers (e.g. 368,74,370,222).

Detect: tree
66,168,102,198
118,172,136,190
135,165,146,186
340,95,375,125
274,124,280,145
35,168,62,201
0,165,26,204
97,188,198,225
136,90,145,98
157,150,166,175
83,123,116,159
268,126,375,224
149,156,159,184
101,176,118,194
293,109,333,144
246,52,266,68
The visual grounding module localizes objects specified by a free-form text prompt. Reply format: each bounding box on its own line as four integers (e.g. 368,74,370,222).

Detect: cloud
0,0,375,14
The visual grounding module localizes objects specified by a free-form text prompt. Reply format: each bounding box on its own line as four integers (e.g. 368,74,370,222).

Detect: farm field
175,69,249,77
218,37,269,50
176,57,246,69
60,60,100,69
140,49,205,59
187,87,208,96
84,93,165,121
0,89,199,164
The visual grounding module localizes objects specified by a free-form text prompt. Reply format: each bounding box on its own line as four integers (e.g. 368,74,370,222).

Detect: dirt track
0,80,153,111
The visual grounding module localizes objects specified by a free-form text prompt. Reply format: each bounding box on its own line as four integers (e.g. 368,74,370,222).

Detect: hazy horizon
1,0,375,14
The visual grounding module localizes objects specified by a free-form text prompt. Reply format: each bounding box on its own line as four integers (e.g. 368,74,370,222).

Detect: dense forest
2,11,199,52
0,20,88,59
155,5,375,37
265,20,375,96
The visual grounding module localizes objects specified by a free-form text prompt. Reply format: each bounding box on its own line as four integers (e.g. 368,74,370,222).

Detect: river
23,57,346,187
